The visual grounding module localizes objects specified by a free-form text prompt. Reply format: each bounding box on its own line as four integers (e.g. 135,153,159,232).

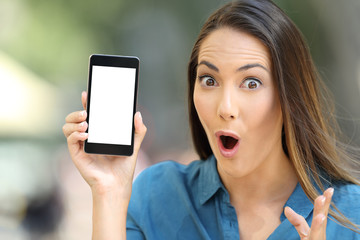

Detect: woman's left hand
284,187,334,239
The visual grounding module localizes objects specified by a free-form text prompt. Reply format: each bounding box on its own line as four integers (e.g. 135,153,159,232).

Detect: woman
63,0,360,239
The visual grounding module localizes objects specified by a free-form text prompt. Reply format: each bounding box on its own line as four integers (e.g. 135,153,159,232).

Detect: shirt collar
198,155,224,205
280,171,333,221
280,182,314,221
198,154,318,221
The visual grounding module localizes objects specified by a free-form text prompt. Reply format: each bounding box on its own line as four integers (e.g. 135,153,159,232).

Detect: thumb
284,206,310,239
133,111,147,153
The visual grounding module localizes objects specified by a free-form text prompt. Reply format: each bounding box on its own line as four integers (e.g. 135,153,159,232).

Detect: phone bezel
84,54,139,156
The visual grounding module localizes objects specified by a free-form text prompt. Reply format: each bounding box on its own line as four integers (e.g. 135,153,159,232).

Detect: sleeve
125,160,187,239
126,214,145,240
125,173,147,240
125,164,154,240
328,183,360,238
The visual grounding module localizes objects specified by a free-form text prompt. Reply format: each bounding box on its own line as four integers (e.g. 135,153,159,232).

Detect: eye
198,75,218,87
240,78,262,90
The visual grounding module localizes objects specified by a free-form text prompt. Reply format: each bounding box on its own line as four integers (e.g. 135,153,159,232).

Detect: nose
217,89,238,121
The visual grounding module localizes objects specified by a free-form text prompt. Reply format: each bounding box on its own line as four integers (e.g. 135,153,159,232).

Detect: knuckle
67,131,74,140
67,132,78,143
79,122,88,132
66,112,75,123
65,114,70,122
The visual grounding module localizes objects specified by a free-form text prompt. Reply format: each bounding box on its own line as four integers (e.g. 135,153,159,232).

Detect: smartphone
84,54,139,156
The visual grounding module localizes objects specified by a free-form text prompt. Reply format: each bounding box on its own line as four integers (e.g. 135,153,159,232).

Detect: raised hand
285,188,334,239
62,91,147,197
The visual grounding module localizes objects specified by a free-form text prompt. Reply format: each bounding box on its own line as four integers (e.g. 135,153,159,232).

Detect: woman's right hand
62,91,147,199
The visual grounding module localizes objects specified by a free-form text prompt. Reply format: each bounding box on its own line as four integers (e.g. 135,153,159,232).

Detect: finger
63,121,88,138
319,188,334,236
82,91,87,110
284,206,310,239
133,111,147,154
67,131,88,156
323,188,334,218
65,110,87,123
310,188,334,239
313,195,326,221
312,193,326,237
308,213,326,239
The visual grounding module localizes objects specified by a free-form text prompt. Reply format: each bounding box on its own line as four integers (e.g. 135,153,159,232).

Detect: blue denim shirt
127,155,360,239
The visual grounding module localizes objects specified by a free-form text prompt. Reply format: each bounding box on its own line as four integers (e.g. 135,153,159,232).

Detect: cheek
194,88,208,124
193,85,217,131
244,92,283,139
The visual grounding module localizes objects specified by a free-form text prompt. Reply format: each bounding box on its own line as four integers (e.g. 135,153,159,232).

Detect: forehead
198,27,271,70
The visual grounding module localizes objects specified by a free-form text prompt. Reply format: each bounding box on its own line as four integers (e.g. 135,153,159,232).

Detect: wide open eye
240,78,262,90
198,75,219,87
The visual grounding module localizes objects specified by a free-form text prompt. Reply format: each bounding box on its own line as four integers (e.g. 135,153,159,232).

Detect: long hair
188,0,360,231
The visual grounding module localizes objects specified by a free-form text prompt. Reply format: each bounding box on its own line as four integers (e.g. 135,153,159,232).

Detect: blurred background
0,0,359,239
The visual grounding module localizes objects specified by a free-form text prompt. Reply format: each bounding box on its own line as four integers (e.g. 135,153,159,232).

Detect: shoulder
127,159,207,230
324,182,360,237
332,182,360,221
133,159,205,190
332,182,360,203
129,159,206,209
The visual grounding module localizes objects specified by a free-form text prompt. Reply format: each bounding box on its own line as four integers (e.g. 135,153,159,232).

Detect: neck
218,151,298,207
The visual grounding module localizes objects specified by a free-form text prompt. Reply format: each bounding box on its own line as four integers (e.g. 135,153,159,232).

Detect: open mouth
215,131,240,158
220,135,239,150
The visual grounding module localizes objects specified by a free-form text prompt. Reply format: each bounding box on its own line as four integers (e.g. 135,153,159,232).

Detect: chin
214,152,244,176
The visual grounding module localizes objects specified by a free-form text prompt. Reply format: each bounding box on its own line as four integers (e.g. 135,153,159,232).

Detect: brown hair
188,0,360,231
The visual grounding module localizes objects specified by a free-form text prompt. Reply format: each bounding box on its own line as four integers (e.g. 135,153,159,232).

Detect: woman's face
194,27,285,178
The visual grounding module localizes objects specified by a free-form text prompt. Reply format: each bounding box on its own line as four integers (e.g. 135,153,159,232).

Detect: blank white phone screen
87,65,136,145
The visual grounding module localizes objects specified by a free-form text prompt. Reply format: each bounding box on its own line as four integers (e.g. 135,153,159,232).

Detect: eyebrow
198,60,269,73
238,63,269,72
198,61,219,71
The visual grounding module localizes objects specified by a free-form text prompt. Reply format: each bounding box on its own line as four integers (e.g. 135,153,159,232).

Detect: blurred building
0,51,63,239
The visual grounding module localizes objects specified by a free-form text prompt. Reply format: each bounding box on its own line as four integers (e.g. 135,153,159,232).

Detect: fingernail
80,132,88,137
320,196,326,205
299,230,308,237
138,112,143,122
321,214,326,223
285,206,293,213
329,187,334,196
80,110,86,117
